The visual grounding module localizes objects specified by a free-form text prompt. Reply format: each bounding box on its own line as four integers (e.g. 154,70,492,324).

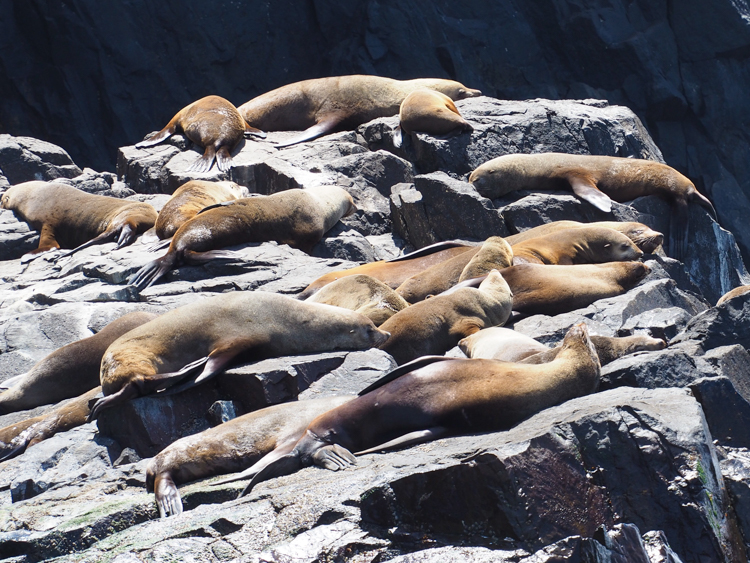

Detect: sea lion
238,75,482,147
135,95,265,172
380,269,512,365
504,220,664,254
468,153,715,259
297,244,475,300
459,327,666,365
305,274,409,326
152,180,250,241
89,292,390,418
716,285,750,307
0,311,158,414
222,322,599,497
396,237,513,304
129,186,356,289
146,395,355,517
0,182,158,260
393,89,473,148
0,387,101,462
499,261,650,316
510,226,643,265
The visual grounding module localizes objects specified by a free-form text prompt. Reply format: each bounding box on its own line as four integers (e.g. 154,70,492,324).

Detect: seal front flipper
275,114,345,148
135,121,178,148
159,344,254,395
567,175,613,213
357,356,456,396
153,473,183,518
311,444,356,470
355,427,448,456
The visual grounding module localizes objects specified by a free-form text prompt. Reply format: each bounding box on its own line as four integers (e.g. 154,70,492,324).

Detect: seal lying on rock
0,182,158,260
220,322,599,497
716,285,750,307
380,269,513,364
238,75,482,147
469,153,715,259
89,292,390,418
0,311,158,414
129,186,356,289
146,395,355,517
135,95,265,172
393,89,473,148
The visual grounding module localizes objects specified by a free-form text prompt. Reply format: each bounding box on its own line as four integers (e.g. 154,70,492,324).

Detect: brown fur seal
0,387,101,461
129,186,356,289
146,395,354,517
135,95,265,172
297,244,475,300
380,269,512,364
152,180,250,241
0,311,158,414
89,292,390,418
393,89,473,148
396,237,512,303
469,153,715,259
305,274,409,326
221,322,599,496
499,261,650,316
0,181,158,260
459,327,666,365
505,220,664,254
238,75,482,147
716,285,750,307
510,226,643,265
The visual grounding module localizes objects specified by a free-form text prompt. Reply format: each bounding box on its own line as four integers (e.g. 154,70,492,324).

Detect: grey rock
719,447,750,559
689,376,750,449
672,289,750,351
0,208,38,261
0,135,82,184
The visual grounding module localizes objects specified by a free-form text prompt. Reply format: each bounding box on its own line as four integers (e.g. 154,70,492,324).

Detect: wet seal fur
380,269,513,365
129,185,356,289
223,323,599,497
305,274,409,326
0,181,158,260
135,95,265,172
147,395,354,517
238,75,481,147
393,89,473,148
0,311,158,414
469,153,715,259
89,292,390,418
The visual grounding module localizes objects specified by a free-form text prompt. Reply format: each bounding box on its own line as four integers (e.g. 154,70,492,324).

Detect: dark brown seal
90,292,390,418
135,95,265,172
129,185,356,289
0,181,158,260
0,311,158,414
394,89,473,148
380,270,512,364
146,395,354,517
238,75,481,147
221,322,599,497
469,153,715,259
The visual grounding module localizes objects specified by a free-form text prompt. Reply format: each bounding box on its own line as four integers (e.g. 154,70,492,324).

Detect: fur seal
459,327,666,365
393,89,473,148
152,180,250,241
505,220,664,254
468,153,715,259
146,395,355,517
89,292,390,418
305,274,409,326
395,236,513,303
0,182,158,259
0,311,158,414
499,261,650,316
510,226,643,265
129,186,356,289
135,95,265,172
716,285,750,307
0,387,101,461
238,75,482,147
380,269,513,364
297,244,475,300
222,322,599,496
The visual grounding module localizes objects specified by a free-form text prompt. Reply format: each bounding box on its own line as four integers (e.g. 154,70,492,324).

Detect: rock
719,447,750,558
672,289,750,351
0,135,81,184
689,376,750,448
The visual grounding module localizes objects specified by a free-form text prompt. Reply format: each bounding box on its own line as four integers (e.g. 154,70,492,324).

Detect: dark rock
672,289,750,351
720,447,750,559
0,135,81,184
700,345,750,402
690,376,750,449
600,348,709,391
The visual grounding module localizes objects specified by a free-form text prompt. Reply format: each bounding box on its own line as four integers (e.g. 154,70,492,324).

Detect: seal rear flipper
355,426,449,456
128,253,179,290
215,147,234,173
358,355,457,396
567,176,613,213
275,114,345,148
154,473,183,518
188,146,217,173
386,240,476,263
